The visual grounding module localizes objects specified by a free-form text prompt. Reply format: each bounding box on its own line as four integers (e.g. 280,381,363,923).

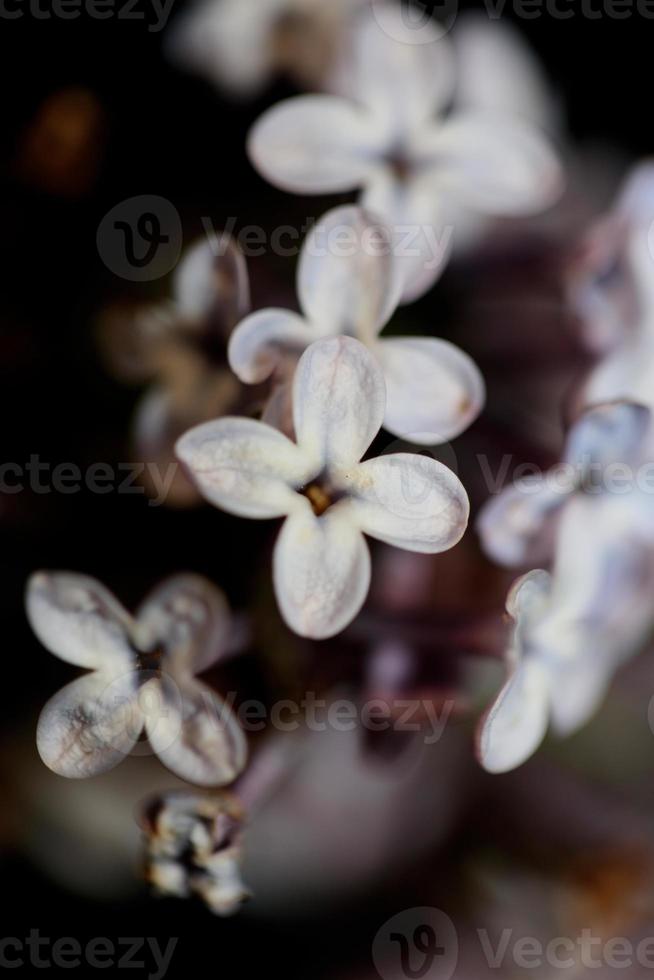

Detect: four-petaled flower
177,336,470,639
28,572,247,784
477,401,651,568
248,0,563,302
478,491,654,773
229,206,485,446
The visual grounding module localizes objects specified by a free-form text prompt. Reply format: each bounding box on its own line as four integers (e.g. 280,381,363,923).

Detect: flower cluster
25,0,654,914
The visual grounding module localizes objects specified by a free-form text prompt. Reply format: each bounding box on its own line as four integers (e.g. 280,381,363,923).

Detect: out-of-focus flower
581,226,654,410
166,0,367,98
141,790,249,916
452,12,560,133
568,162,654,355
98,235,250,507
27,572,247,785
477,401,651,568
229,206,485,445
248,1,563,302
478,491,654,773
177,336,469,639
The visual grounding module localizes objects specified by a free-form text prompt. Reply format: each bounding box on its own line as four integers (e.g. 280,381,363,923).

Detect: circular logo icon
372,907,458,980
97,195,182,282
370,0,458,44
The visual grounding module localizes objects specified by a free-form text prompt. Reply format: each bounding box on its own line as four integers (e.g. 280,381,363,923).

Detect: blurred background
3,1,654,977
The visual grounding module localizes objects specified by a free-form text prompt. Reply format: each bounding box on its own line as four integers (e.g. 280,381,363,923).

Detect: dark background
0,0,651,975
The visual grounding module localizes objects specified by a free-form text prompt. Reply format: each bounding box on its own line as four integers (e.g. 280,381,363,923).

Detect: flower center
136,644,165,674
387,152,413,183
302,483,333,517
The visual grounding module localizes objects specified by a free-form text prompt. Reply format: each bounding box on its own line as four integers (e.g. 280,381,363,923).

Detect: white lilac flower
177,336,469,639
99,235,250,507
478,491,654,774
27,572,247,785
581,226,654,411
568,162,654,355
143,791,249,916
248,0,563,302
477,401,651,568
166,0,367,98
229,206,484,446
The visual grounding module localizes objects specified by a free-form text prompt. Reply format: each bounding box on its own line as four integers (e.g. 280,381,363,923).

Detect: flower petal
453,12,558,131
376,336,485,443
176,416,313,519
298,206,402,341
136,575,231,676
228,309,316,385
144,676,247,786
476,659,551,773
247,95,383,195
548,650,613,737
505,569,552,622
421,113,563,215
273,503,371,638
37,671,143,778
476,481,566,568
347,453,469,553
166,0,278,96
361,167,453,303
26,572,135,672
333,0,455,135
293,336,386,469
174,236,250,327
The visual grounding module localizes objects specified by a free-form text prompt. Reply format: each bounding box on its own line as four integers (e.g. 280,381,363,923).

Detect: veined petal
376,336,485,443
476,481,567,568
334,0,455,135
273,503,370,638
293,337,386,469
136,575,231,676
144,677,247,787
174,236,250,326
422,113,563,215
37,671,143,779
347,453,469,553
228,309,317,384
298,206,402,342
247,95,384,195
477,659,551,773
176,416,313,519
26,572,135,673
361,167,452,303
